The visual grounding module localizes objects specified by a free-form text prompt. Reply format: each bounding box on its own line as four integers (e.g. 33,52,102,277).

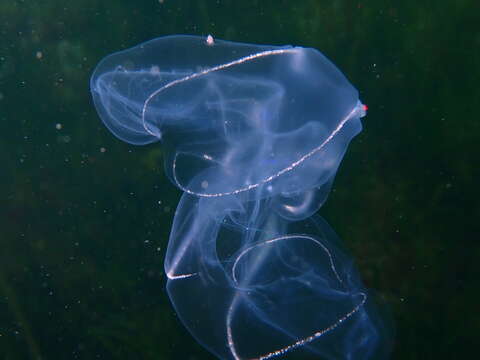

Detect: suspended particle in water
206,34,214,46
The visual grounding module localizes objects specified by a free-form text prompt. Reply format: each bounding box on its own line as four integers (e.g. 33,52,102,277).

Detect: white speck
206,34,214,46
100,147,106,153
36,51,43,60
55,123,62,130
201,180,209,189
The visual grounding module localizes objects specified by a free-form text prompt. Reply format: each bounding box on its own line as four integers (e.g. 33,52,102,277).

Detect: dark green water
1,1,478,359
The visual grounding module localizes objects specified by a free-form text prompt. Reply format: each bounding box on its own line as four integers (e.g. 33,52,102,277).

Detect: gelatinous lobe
91,35,390,359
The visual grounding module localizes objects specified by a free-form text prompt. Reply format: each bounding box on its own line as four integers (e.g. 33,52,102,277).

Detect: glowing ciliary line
246,291,366,360
141,44,365,198
166,271,197,280
172,101,364,198
231,234,341,285
226,233,366,360
141,47,298,138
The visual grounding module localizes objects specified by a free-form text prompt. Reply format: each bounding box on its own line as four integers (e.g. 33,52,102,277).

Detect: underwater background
1,0,478,359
